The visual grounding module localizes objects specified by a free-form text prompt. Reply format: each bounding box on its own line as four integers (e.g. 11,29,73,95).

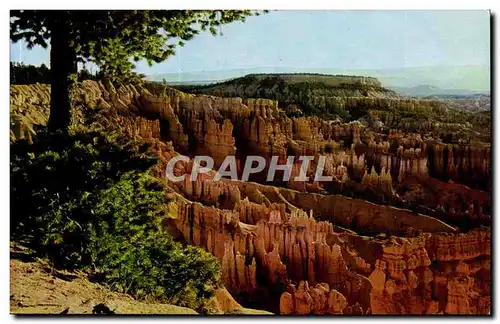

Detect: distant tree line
10,62,102,85
10,62,50,84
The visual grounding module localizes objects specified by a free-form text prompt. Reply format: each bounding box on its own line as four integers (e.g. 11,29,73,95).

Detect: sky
10,10,490,75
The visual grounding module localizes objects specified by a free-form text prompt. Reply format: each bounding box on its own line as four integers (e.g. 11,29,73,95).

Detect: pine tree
11,10,262,131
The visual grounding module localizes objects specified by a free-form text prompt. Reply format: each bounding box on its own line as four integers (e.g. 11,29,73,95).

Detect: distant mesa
149,64,490,92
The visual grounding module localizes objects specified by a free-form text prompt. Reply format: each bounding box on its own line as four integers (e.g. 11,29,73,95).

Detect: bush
88,171,220,307
10,129,220,309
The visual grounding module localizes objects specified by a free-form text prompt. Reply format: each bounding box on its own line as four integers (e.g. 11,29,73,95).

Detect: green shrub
88,171,220,307
10,129,220,309
10,129,156,255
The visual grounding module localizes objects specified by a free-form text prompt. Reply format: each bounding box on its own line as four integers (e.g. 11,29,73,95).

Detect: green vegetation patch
10,129,220,309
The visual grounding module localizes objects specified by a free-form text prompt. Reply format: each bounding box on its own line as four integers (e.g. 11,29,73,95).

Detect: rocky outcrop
361,166,393,195
341,228,491,315
10,84,51,142
427,142,491,189
235,180,457,235
425,228,491,262
280,281,348,314
173,195,376,313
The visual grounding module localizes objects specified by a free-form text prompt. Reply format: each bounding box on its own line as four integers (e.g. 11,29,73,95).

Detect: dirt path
10,243,273,315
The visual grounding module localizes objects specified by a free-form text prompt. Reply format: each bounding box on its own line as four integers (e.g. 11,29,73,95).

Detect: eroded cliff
10,80,491,315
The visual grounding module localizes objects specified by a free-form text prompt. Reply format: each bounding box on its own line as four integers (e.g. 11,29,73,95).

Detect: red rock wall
11,81,491,315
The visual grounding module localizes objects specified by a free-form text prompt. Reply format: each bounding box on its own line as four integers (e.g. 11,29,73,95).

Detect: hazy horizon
148,64,490,92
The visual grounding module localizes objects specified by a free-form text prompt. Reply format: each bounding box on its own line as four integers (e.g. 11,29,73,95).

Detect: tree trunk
48,14,76,131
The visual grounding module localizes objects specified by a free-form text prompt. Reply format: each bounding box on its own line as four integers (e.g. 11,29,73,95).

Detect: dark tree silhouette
10,10,262,131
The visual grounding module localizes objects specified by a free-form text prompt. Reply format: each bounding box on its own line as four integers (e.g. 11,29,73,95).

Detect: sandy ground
10,243,273,316
10,244,198,315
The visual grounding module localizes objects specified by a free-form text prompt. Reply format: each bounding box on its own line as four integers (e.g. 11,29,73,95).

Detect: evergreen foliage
10,62,100,84
11,10,262,130
10,129,220,309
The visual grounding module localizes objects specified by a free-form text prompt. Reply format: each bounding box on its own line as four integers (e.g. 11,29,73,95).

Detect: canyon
10,79,491,315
